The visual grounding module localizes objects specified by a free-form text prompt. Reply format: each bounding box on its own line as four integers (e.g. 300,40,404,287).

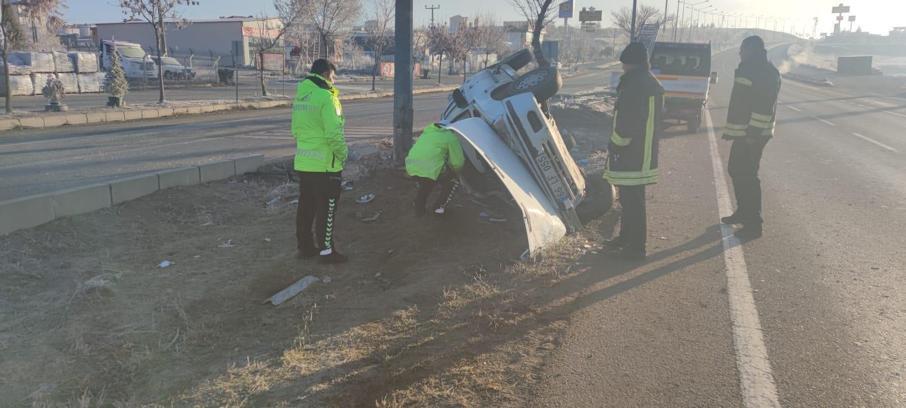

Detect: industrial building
94,16,283,66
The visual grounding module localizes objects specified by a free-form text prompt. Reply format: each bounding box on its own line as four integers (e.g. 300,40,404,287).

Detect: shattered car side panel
447,118,567,256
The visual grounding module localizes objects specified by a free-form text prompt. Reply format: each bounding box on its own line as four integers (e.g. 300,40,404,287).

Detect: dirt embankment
1,106,614,407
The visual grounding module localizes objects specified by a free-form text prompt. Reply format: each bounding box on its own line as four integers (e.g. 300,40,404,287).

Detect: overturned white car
441,50,610,256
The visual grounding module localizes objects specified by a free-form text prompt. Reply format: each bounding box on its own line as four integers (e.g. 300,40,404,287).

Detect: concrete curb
0,86,459,134
0,154,264,236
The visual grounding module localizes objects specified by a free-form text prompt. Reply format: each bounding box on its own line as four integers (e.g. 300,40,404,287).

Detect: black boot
735,224,763,240
721,213,746,225
617,246,647,261
602,236,627,249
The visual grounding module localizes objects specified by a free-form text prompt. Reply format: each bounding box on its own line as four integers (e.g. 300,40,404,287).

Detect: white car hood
447,118,567,257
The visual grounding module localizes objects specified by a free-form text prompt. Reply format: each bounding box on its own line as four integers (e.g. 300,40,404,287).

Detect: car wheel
507,66,563,102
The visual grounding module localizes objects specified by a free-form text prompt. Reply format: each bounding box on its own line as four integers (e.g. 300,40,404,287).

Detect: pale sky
66,0,904,35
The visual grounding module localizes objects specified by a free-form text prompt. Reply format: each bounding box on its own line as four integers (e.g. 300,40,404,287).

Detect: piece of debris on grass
266,275,320,305
265,183,297,209
357,210,383,223
356,193,376,204
341,180,354,191
218,240,235,248
159,260,173,269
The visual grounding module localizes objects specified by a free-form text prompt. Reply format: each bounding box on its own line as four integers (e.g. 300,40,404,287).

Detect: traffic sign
637,23,660,58
579,7,603,23
831,4,850,14
848,15,856,22
559,0,574,18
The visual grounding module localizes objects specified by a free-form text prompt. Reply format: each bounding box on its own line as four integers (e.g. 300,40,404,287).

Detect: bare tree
254,0,309,97
18,0,66,50
508,0,557,67
1,0,26,114
364,0,393,91
611,5,662,40
302,0,361,59
474,14,506,68
119,0,196,104
426,24,449,84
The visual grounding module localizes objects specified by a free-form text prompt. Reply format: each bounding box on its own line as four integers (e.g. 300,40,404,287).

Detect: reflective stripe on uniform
296,148,326,160
611,131,631,146
604,169,659,186
642,96,656,172
735,77,753,86
726,123,748,130
750,112,773,121
749,117,775,129
723,129,747,137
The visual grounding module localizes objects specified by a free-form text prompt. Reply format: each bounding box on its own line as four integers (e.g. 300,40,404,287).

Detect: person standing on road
405,122,465,216
603,42,664,261
292,59,349,264
721,35,781,239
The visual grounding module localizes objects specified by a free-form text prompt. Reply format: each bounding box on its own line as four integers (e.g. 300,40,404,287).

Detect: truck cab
99,40,157,80
650,41,715,132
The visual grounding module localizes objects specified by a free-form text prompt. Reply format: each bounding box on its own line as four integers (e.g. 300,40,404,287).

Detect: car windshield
117,46,146,59
651,45,711,76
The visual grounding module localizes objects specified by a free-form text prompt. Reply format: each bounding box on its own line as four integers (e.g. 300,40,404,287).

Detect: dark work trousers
296,171,342,252
413,170,458,215
728,137,769,225
618,185,647,251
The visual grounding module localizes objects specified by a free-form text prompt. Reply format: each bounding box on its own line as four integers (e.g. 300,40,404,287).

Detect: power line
425,4,440,27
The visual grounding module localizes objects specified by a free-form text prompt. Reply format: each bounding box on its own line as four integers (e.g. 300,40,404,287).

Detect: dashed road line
705,109,782,408
786,105,802,112
851,132,898,153
816,118,836,127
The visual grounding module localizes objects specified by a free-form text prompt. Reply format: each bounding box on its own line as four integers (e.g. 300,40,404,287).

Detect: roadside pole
631,0,638,41
393,0,414,163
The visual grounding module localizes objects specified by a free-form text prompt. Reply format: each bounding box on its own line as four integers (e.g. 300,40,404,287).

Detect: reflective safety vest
405,123,465,181
291,73,348,172
723,56,781,140
605,69,664,186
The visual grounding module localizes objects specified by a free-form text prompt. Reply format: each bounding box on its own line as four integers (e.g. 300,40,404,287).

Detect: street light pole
393,0,413,162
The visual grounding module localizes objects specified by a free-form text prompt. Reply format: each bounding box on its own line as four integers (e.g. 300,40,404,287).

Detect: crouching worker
405,122,465,216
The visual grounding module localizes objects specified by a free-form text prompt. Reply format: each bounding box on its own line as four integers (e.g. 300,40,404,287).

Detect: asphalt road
7,73,465,113
0,64,614,201
2,47,904,406
531,45,905,407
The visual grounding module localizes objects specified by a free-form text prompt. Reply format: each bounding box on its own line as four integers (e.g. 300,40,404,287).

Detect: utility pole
673,0,682,40
630,0,638,41
425,4,439,27
394,0,414,163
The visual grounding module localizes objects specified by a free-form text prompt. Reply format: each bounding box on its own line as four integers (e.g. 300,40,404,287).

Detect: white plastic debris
159,260,173,268
356,193,376,204
218,240,235,248
266,275,320,305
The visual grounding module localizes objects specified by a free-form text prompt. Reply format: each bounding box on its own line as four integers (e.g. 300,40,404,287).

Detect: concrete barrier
0,118,19,131
158,107,174,117
141,109,160,119
19,116,44,129
110,174,159,204
234,155,264,175
65,114,88,126
43,115,68,127
199,160,236,183
123,110,142,121
158,167,200,189
50,183,111,217
186,106,203,114
0,194,54,235
85,112,106,124
105,111,126,122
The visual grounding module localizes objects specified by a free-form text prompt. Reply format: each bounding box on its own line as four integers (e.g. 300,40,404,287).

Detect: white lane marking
705,110,782,408
881,110,906,119
851,132,899,153
786,105,802,112
816,118,836,127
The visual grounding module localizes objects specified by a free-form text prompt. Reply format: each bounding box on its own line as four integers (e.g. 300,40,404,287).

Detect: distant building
891,27,906,39
503,21,543,51
449,15,469,34
94,16,283,66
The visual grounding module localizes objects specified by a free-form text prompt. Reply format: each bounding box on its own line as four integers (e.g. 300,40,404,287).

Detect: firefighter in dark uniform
721,36,781,239
603,42,664,260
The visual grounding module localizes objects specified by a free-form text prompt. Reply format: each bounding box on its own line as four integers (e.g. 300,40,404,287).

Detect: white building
449,15,469,34
503,21,543,51
94,17,283,66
